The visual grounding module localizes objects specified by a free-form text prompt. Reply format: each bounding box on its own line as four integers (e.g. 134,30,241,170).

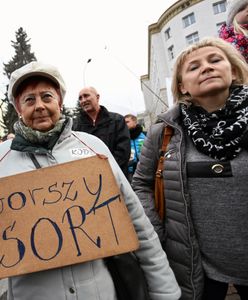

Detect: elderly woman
0,62,180,300
132,37,248,300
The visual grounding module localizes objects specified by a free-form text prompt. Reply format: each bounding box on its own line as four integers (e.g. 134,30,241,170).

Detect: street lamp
83,58,92,86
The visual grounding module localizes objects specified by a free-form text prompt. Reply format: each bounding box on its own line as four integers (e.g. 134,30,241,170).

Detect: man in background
124,114,146,182
73,86,130,177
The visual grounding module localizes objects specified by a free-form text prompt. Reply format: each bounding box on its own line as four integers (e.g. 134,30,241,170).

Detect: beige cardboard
0,156,139,279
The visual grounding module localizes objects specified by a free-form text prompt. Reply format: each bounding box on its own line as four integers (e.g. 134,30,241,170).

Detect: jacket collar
79,105,110,125
130,124,143,139
157,104,181,126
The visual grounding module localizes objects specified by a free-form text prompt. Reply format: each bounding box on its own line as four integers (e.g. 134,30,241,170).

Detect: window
213,1,226,14
182,13,196,28
164,28,171,41
186,32,199,45
168,45,174,60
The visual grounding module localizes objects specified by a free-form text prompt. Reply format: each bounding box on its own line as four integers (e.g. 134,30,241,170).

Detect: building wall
141,0,227,128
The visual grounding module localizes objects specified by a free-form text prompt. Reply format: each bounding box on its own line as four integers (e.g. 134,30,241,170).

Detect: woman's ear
231,67,237,81
179,83,188,95
58,96,63,112
15,97,22,115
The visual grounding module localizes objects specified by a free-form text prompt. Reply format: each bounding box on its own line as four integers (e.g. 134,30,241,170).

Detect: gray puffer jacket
132,105,204,300
0,119,181,300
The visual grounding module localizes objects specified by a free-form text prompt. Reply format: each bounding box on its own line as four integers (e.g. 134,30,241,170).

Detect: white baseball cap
8,61,66,107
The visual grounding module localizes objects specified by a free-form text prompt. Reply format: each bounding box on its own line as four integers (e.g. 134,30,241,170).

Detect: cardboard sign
0,156,139,279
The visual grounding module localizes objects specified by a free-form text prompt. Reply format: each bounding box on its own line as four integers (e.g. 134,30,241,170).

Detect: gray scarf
14,116,66,145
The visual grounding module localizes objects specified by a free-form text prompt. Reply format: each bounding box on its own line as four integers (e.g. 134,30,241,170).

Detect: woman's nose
34,97,45,110
201,61,214,73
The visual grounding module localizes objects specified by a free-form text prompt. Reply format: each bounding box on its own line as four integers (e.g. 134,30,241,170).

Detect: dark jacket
73,105,130,177
132,105,204,300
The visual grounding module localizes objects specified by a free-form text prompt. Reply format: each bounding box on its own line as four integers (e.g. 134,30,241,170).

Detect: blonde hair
233,18,248,37
171,37,248,103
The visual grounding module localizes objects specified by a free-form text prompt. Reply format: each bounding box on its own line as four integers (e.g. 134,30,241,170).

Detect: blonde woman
219,0,248,63
132,37,248,300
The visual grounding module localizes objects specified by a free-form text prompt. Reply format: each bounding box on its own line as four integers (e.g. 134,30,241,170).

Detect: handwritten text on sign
0,156,139,279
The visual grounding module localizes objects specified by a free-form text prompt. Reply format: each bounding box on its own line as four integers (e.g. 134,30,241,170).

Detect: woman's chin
32,123,54,132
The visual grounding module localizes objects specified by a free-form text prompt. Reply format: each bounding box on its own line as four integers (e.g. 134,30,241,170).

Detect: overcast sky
0,0,177,115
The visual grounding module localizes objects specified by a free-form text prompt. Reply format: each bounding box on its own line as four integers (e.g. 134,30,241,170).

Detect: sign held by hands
0,156,139,279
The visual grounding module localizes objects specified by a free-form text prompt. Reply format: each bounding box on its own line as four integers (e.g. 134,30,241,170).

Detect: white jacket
0,120,180,300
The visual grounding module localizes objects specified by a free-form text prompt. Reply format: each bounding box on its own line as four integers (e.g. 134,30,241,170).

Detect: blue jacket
128,125,146,174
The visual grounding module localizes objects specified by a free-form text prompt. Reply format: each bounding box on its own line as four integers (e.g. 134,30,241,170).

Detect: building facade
141,0,227,128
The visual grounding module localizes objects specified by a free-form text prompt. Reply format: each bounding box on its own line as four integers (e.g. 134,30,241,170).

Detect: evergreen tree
1,27,36,134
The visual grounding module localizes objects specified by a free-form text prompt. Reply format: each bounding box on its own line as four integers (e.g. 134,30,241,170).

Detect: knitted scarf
181,85,248,161
13,116,67,145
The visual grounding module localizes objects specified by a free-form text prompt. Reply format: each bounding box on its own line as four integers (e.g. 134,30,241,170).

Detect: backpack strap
155,125,173,221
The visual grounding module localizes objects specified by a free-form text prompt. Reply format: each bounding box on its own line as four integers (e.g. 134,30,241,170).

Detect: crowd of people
0,1,247,299
0,61,180,300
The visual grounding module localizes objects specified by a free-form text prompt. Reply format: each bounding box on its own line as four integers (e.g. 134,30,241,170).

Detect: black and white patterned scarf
181,85,248,161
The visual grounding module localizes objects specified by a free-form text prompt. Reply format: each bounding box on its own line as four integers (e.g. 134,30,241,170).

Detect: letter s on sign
0,221,25,268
